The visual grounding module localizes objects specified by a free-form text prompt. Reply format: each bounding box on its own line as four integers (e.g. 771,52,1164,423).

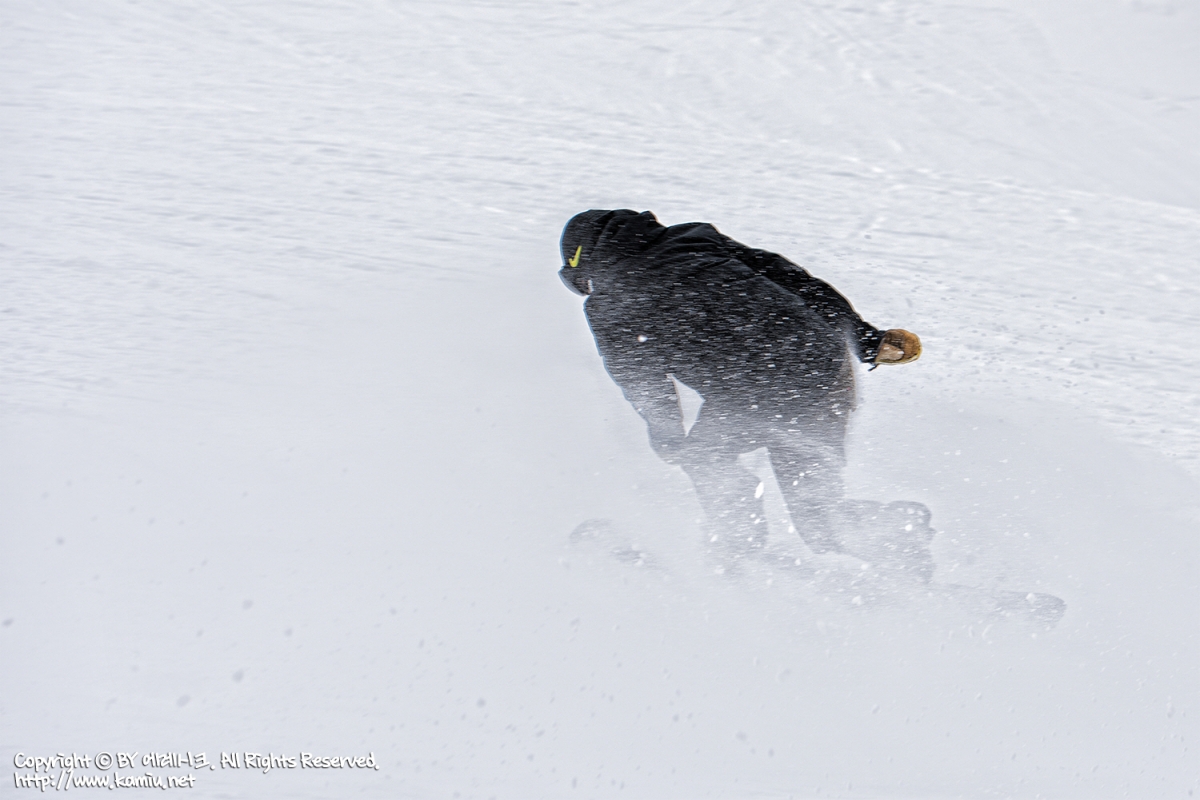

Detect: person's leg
771,429,934,580
680,453,767,553
769,436,847,554
676,411,767,556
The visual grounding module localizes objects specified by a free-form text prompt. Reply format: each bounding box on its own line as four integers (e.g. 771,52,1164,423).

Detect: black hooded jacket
559,209,886,441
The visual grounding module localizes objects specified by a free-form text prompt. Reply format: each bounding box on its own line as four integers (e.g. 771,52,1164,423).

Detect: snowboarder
560,209,932,577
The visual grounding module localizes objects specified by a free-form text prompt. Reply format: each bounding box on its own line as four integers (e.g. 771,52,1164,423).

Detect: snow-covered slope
2,1,1196,798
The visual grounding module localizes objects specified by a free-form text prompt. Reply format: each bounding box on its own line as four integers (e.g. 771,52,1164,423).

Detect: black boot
835,500,936,582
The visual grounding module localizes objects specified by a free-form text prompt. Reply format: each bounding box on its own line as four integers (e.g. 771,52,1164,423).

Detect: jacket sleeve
587,316,686,458
614,369,684,457
720,237,886,363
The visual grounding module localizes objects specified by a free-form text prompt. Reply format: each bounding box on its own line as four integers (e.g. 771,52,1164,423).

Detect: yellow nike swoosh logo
568,245,582,267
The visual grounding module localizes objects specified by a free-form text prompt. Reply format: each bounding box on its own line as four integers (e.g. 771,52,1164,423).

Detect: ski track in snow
1,1,1197,798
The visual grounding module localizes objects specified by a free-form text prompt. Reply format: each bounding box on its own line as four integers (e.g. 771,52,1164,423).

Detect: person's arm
615,370,687,463
720,238,886,363
588,322,687,462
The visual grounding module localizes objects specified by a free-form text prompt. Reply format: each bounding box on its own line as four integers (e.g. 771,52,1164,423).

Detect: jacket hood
558,209,665,295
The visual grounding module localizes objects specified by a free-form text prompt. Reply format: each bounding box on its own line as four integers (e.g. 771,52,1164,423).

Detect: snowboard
569,517,1067,630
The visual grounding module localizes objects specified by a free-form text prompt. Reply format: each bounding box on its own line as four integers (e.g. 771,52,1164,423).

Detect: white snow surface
2,1,1198,798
